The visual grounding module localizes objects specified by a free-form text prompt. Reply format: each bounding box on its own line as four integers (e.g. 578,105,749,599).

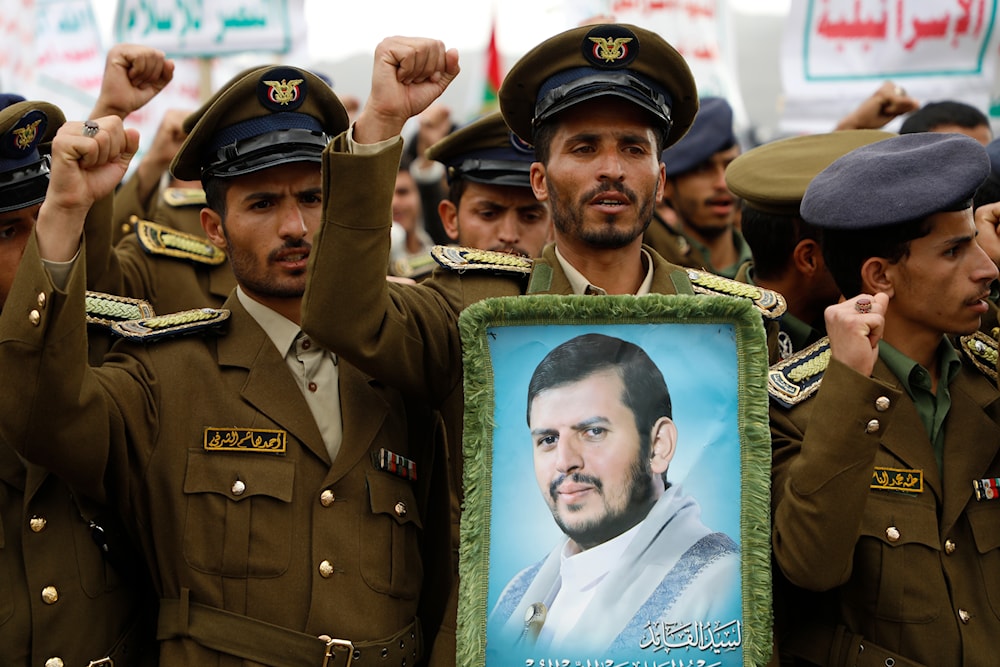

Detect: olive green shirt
879,339,962,472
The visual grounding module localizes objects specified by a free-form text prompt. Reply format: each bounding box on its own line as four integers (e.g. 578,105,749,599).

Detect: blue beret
800,132,989,229
662,97,736,177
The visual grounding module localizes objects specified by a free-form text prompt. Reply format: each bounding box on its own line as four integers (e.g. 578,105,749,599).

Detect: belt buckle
87,660,114,667
322,637,354,667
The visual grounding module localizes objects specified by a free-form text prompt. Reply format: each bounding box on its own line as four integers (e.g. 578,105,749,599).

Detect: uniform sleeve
0,232,156,507
302,134,463,403
770,358,903,590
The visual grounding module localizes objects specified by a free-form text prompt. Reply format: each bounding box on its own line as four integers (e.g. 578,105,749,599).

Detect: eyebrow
529,415,611,438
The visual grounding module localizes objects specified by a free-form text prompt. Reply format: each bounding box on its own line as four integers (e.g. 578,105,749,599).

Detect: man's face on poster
528,368,671,550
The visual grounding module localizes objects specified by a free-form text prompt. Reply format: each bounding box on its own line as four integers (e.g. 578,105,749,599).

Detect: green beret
498,23,697,147
426,111,535,187
0,100,65,212
725,130,894,216
172,65,349,181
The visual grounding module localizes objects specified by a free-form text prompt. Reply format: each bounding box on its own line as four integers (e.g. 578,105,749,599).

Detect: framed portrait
457,293,772,667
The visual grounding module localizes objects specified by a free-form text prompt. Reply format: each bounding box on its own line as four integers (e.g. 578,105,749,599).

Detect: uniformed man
645,97,750,277
300,27,783,665
0,64,451,666
424,111,551,258
725,130,894,360
769,132,1000,666
0,93,159,666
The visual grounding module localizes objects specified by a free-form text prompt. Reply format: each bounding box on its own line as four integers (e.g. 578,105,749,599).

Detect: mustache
267,238,312,262
549,472,603,501
581,182,635,204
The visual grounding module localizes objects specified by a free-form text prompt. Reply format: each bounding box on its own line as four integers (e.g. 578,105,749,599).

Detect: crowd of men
1,18,999,667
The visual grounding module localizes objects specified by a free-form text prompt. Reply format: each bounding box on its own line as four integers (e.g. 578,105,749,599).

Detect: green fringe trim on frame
456,293,773,667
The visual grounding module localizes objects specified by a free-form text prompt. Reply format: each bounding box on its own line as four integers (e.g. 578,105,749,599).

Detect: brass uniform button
41,586,59,604
36,292,46,308
318,560,334,578
865,419,880,434
320,490,335,507
945,539,956,555
395,501,407,517
875,396,891,411
28,310,40,326
231,480,246,496
121,222,133,235
45,658,64,667
885,526,900,542
29,515,47,532
958,609,971,624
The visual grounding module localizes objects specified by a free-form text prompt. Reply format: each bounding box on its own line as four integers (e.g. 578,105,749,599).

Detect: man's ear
530,162,549,202
861,256,894,297
201,207,226,250
438,199,460,241
649,417,678,475
792,238,822,276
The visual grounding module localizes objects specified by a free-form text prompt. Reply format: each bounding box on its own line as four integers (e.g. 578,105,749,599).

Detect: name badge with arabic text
871,466,923,493
204,428,286,453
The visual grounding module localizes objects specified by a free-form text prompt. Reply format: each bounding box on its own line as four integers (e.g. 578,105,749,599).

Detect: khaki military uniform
0,236,451,667
303,136,784,665
0,447,157,667
85,193,236,312
112,172,206,244
770,349,1000,667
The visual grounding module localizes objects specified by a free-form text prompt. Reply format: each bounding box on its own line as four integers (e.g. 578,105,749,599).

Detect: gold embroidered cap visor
498,23,698,147
171,65,349,181
0,100,64,213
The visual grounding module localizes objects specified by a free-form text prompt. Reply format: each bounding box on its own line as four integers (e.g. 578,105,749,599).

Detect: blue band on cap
534,67,673,133
207,112,324,154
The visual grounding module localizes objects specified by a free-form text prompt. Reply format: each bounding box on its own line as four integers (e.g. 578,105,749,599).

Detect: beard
550,182,654,249
547,452,657,550
227,237,311,299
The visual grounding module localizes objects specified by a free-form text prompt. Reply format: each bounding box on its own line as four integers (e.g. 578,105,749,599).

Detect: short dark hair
526,334,672,458
900,101,990,135
740,207,822,281
202,177,231,218
820,218,934,297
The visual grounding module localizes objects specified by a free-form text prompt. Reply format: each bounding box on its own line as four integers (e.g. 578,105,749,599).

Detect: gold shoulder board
768,336,831,408
959,331,998,384
431,245,533,275
135,220,227,266
86,291,156,329
686,269,786,320
111,308,230,342
161,187,207,208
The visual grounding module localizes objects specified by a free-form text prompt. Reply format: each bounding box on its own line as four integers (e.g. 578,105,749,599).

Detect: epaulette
958,331,998,384
685,269,786,320
161,187,206,208
136,220,227,266
85,291,155,329
767,336,831,408
391,252,437,280
111,307,230,342
431,245,533,275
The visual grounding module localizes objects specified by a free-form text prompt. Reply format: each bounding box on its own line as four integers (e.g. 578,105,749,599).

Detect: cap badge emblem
263,78,304,106
13,118,41,150
589,36,633,63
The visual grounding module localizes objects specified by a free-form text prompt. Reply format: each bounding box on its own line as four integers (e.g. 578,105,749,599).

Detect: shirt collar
554,246,654,296
236,287,301,356
878,337,961,394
